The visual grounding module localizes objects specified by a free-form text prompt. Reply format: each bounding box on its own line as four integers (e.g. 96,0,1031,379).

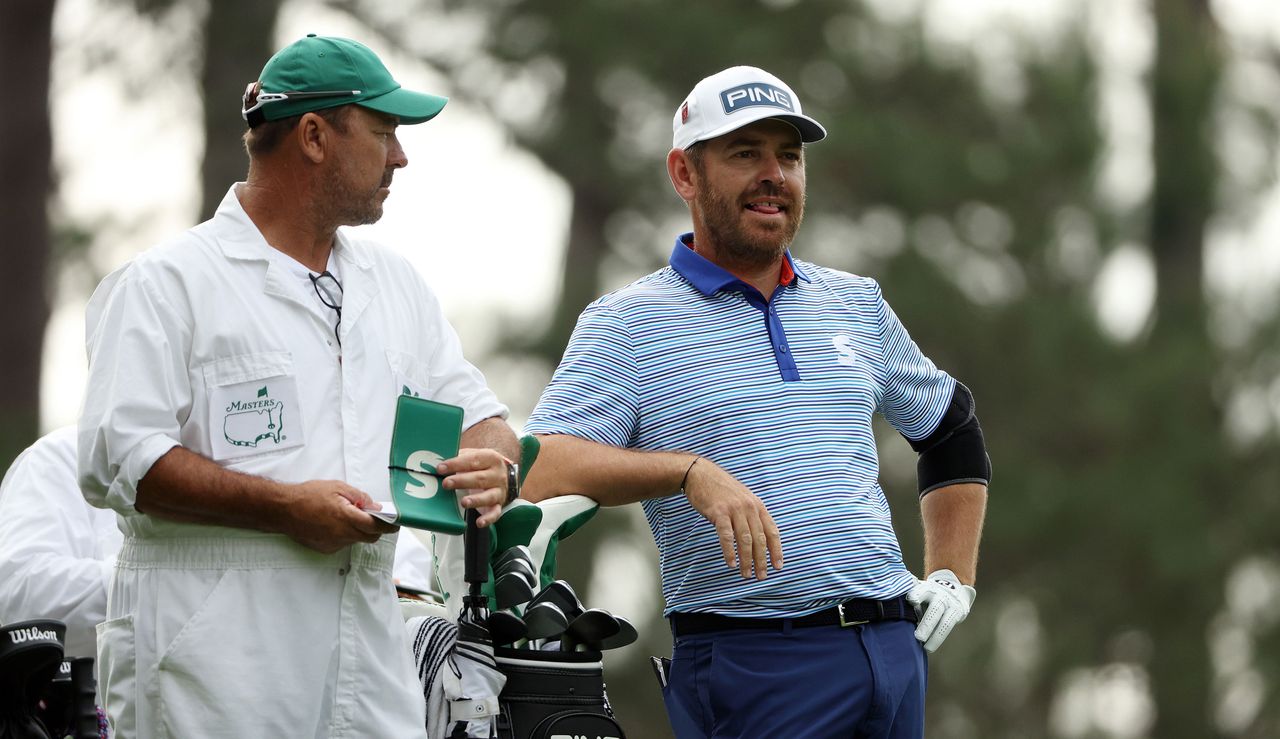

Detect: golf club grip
464,508,489,585
70,658,100,739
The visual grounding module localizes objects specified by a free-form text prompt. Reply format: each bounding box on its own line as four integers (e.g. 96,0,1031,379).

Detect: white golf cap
672,66,827,150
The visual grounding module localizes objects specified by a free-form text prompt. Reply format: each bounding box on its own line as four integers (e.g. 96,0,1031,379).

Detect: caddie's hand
438,448,514,528
282,480,398,554
905,568,976,653
682,458,783,580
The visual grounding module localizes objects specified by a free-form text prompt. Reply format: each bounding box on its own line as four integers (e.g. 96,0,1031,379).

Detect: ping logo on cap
719,83,794,115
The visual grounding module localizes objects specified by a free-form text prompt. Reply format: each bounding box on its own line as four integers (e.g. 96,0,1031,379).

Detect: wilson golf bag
0,620,62,739
0,620,102,739
39,658,100,739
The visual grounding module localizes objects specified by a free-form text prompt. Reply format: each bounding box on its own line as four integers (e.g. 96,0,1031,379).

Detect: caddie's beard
695,182,804,268
320,166,390,227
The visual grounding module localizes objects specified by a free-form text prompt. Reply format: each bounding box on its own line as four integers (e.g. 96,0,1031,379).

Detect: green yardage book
376,394,466,534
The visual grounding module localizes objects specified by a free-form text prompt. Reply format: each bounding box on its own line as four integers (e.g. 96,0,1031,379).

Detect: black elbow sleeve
904,382,991,497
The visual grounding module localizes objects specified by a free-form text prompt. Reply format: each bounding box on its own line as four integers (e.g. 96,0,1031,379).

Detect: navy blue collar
668,233,808,297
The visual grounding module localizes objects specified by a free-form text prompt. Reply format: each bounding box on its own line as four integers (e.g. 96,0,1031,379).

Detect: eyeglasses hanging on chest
309,271,344,348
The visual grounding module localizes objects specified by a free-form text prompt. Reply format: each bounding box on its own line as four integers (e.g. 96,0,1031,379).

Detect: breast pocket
385,348,430,399
201,351,306,462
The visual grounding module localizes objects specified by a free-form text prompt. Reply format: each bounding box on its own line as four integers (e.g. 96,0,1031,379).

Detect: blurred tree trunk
199,0,282,219
1146,0,1224,735
536,186,609,359
0,0,55,467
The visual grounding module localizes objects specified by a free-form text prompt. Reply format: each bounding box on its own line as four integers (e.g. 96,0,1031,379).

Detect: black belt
670,596,917,638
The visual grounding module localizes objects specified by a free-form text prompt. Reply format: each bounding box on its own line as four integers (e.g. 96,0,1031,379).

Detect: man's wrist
259,479,302,532
679,456,700,493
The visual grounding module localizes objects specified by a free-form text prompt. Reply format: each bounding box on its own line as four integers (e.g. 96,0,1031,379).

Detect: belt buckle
838,603,868,628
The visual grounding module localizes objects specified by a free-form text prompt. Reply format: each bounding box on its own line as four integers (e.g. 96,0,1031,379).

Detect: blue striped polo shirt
525,234,955,618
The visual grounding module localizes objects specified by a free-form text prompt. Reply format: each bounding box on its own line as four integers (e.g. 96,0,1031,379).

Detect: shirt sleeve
0,428,120,658
78,267,188,513
525,300,641,448
870,280,956,441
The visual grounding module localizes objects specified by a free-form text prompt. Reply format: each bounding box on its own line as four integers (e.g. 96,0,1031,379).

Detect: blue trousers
662,619,926,738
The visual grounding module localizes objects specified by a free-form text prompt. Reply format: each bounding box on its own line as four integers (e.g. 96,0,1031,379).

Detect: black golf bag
39,658,100,739
0,620,101,739
462,511,625,739
493,647,623,739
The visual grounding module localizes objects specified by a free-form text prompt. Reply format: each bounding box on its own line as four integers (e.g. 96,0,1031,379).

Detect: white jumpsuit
78,186,507,738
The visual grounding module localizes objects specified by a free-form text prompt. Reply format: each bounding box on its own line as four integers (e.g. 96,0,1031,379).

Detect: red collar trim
779,258,796,286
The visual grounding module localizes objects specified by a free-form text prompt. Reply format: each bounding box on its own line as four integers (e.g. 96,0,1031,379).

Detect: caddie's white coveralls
78,186,507,738
0,426,123,659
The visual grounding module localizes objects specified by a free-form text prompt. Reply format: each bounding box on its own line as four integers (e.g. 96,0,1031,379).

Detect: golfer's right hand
281,480,398,554
682,458,783,580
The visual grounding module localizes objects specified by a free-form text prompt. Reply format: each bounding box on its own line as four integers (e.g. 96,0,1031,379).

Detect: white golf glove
905,569,976,653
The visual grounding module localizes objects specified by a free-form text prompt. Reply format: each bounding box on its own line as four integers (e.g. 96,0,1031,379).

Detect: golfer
523,66,990,738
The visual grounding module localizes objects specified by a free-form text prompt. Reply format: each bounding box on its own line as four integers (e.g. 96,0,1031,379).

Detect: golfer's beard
321,169,387,227
696,185,803,267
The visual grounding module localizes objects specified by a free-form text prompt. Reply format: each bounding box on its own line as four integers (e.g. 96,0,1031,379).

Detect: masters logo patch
224,386,285,449
208,375,305,461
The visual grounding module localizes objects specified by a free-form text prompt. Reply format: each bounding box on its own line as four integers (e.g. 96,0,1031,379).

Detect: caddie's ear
667,148,698,204
296,112,329,164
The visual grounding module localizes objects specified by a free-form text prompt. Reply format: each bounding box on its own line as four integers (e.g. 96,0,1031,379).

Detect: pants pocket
663,644,709,738
96,614,136,738
154,568,334,738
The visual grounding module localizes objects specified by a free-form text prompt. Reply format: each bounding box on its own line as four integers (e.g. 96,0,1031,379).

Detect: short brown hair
242,105,353,158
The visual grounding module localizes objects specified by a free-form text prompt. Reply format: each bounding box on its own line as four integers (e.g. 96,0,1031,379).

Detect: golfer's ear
667,148,697,203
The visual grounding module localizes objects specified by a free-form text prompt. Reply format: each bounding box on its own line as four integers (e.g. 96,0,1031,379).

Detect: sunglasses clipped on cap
242,82,362,127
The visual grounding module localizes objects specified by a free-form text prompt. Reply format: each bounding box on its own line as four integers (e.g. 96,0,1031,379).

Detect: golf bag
38,658,100,739
444,503,625,739
410,437,627,738
0,619,100,739
493,647,623,739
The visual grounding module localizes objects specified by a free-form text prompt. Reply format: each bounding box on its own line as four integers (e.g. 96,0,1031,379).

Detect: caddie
78,35,520,737
523,66,990,737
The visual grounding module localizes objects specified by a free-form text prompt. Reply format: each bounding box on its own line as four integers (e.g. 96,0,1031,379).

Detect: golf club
523,601,569,641
494,571,536,611
527,580,583,622
597,615,638,650
562,609,621,652
486,611,528,646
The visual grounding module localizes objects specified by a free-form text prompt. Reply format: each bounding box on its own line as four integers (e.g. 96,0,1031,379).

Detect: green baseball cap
243,34,447,126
